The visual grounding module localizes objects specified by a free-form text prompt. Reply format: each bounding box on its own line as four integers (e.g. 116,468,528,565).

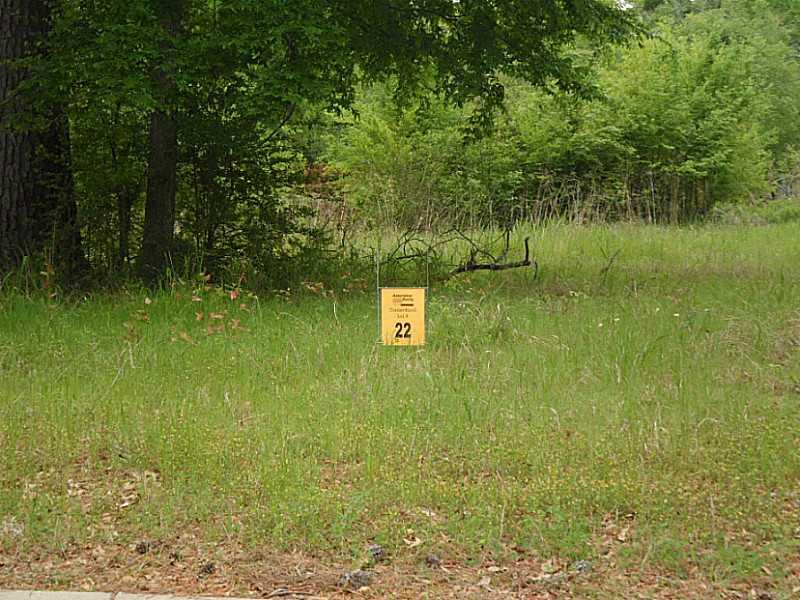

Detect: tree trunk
139,1,183,284
37,109,86,277
0,0,84,279
117,187,135,268
1,0,40,273
109,131,139,270
140,107,178,282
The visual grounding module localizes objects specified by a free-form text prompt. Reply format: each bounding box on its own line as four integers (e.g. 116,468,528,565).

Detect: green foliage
10,0,799,281
599,26,774,216
326,86,527,229
6,0,638,285
330,1,800,225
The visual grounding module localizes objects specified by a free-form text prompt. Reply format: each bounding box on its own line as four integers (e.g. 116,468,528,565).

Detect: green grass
1,223,799,586
710,197,800,226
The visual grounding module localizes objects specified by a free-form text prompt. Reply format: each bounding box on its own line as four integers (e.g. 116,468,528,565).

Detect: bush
327,4,800,226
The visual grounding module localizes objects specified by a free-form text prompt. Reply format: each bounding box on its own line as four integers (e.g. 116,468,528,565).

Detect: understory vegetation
1,223,799,595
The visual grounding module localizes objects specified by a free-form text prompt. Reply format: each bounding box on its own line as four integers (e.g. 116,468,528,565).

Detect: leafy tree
31,0,638,283
0,0,84,278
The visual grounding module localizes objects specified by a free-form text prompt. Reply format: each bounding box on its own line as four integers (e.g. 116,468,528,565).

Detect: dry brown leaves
2,534,796,600
3,472,797,600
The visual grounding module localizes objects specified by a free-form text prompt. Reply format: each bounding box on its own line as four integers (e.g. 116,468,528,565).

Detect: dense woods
1,0,798,288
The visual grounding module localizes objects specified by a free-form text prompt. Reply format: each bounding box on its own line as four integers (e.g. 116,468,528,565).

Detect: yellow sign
380,288,426,346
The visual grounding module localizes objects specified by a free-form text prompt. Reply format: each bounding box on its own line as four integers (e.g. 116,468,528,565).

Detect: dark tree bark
1,0,40,273
116,186,136,268
0,0,84,279
140,107,178,281
108,135,137,269
139,0,183,284
36,108,86,277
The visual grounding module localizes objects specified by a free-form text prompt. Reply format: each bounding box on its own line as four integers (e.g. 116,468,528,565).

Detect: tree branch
451,236,535,275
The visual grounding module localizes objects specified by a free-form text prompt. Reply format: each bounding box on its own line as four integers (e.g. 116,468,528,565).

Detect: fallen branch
451,236,535,276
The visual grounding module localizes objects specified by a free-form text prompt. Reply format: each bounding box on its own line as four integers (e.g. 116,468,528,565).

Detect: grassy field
1,223,799,597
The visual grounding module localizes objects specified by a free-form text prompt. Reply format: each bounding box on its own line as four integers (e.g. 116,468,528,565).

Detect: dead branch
451,236,535,276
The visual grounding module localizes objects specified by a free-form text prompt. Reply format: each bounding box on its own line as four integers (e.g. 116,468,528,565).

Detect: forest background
1,0,799,290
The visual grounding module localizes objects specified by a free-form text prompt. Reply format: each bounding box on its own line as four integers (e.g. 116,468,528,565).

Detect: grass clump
710,197,800,225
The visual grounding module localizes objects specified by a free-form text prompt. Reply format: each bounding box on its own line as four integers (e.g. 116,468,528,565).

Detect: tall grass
1,223,799,583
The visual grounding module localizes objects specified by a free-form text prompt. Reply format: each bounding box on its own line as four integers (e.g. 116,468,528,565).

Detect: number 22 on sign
380,288,426,346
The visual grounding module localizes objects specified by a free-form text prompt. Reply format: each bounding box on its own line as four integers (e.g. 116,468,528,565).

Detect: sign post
380,288,426,346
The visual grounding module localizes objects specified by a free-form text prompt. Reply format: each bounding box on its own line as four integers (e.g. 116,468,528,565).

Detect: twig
263,103,296,145
448,227,504,263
